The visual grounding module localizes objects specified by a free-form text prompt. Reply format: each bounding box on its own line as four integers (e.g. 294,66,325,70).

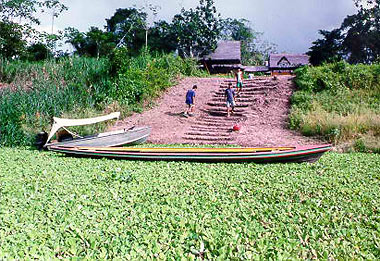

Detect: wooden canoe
48,144,332,163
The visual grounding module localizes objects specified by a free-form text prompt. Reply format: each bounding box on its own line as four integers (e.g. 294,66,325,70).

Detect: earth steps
182,77,278,144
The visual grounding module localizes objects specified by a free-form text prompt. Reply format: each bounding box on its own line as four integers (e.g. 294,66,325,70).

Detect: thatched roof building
269,54,309,69
267,53,309,75
200,42,310,75
200,41,241,73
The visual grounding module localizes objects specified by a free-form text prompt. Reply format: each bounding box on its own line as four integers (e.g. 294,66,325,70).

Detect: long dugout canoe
48,144,332,163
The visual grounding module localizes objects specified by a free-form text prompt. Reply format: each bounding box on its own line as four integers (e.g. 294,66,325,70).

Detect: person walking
235,68,244,95
184,85,197,116
225,83,236,117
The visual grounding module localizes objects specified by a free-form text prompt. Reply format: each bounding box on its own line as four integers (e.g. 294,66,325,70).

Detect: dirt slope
111,76,320,147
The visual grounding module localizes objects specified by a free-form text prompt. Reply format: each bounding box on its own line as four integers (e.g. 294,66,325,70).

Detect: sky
37,0,357,54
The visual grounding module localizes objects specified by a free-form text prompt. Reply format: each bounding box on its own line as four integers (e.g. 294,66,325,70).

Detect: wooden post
204,61,211,74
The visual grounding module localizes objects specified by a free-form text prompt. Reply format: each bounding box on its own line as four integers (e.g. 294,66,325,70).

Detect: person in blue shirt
184,85,197,116
225,83,236,117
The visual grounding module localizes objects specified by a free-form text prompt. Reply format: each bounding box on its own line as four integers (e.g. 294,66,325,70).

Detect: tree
141,2,161,49
307,29,344,66
64,27,87,56
221,18,277,65
86,27,116,59
0,0,66,59
106,8,147,53
23,42,53,61
308,0,379,64
171,0,221,57
0,21,26,58
148,20,177,53
221,18,253,41
0,0,66,25
64,27,116,58
340,0,380,63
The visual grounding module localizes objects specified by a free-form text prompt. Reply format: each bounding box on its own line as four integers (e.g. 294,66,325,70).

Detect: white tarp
46,112,120,145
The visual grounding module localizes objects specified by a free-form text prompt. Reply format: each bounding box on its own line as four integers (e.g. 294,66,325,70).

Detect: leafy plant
0,51,205,146
0,148,379,259
290,62,380,151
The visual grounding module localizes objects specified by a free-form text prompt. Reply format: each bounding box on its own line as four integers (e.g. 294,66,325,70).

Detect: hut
269,54,309,75
200,40,241,73
200,42,310,75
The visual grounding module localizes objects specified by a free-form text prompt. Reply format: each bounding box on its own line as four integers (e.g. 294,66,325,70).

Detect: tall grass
0,51,206,146
0,57,112,146
290,61,380,151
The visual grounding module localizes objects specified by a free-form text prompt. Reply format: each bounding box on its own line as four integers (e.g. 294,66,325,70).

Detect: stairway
182,77,279,144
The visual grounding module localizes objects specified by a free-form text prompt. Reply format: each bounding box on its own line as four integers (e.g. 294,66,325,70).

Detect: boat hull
45,127,151,149
48,145,332,163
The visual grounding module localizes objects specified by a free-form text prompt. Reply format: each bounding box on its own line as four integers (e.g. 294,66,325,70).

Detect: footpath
112,76,319,147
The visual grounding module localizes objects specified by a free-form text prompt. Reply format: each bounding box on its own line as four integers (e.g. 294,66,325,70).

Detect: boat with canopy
39,112,151,149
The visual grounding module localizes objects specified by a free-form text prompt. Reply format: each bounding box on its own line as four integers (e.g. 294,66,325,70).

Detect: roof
269,54,309,69
211,64,242,69
202,40,241,63
243,66,269,73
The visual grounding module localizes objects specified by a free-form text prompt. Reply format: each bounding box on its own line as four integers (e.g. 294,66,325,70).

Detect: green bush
0,50,206,147
290,91,313,111
112,48,206,108
290,62,380,149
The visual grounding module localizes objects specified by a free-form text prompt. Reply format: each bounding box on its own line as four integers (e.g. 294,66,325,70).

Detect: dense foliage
62,4,273,64
64,27,116,59
171,0,221,58
0,0,66,25
307,29,344,66
1,0,274,65
64,0,221,59
308,0,380,65
0,57,112,146
0,0,67,59
290,62,380,151
0,52,204,146
220,18,276,65
0,148,379,259
106,7,146,52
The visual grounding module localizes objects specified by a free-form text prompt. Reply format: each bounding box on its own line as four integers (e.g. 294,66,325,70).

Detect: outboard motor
57,130,73,142
35,131,48,150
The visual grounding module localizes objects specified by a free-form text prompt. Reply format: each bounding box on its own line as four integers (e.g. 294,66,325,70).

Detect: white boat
36,112,151,149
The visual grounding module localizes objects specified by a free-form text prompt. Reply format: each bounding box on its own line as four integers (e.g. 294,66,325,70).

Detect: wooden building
200,41,241,73
200,42,309,75
268,54,310,75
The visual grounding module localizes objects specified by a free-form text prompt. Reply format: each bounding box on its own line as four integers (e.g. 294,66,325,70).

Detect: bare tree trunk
97,41,100,60
145,29,148,49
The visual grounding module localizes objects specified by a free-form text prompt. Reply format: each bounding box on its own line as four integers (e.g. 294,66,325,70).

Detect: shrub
0,50,206,146
291,62,380,149
112,48,206,109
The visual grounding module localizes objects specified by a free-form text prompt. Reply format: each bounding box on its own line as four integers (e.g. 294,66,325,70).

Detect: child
225,83,236,117
235,68,244,95
184,85,197,116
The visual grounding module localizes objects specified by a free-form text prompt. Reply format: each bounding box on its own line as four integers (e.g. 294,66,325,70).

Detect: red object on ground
233,125,241,131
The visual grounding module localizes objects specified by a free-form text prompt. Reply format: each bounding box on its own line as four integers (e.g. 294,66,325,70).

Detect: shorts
236,81,243,88
186,99,193,106
226,100,235,108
